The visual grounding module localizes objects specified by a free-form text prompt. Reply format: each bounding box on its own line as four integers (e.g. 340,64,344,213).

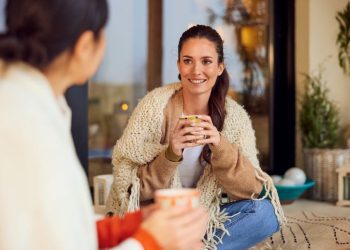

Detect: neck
182,91,210,115
43,69,71,97
41,55,73,97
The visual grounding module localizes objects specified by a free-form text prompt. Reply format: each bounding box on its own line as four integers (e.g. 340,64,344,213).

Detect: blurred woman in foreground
0,0,207,249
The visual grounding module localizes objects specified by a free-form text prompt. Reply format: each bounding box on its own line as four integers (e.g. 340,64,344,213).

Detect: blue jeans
214,199,279,250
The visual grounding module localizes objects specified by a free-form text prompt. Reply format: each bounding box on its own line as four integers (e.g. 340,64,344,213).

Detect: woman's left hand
193,115,221,147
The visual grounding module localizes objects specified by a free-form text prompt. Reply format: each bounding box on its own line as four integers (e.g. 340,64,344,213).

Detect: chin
184,84,212,95
74,76,89,85
186,88,211,97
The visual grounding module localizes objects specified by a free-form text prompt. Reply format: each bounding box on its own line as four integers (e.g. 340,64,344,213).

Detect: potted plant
299,65,350,201
299,68,340,149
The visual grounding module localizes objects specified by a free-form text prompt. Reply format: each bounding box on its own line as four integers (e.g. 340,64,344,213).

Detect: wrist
133,227,162,250
165,144,183,162
209,134,223,150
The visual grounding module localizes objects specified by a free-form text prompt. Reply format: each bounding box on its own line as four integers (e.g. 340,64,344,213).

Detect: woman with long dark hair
0,1,207,249
107,24,285,249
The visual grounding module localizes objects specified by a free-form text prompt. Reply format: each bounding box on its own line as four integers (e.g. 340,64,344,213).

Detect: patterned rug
252,211,350,250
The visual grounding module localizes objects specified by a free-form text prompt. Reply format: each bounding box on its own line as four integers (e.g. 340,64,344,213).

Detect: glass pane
88,0,148,185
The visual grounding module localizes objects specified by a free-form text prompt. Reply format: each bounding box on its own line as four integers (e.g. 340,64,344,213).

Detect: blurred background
88,0,287,185
1,0,349,190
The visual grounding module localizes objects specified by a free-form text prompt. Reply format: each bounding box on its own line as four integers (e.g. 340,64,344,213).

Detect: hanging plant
335,1,350,75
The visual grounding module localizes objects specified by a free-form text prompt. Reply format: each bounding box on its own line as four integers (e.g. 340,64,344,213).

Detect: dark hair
0,0,108,69
178,24,230,165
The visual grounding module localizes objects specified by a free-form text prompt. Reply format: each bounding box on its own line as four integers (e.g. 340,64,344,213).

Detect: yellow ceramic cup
179,115,202,124
154,188,200,208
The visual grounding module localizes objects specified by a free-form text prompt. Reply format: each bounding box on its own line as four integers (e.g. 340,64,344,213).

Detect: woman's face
177,37,224,97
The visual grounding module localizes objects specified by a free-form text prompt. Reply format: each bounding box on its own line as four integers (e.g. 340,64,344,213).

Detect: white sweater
0,63,142,250
0,64,143,250
0,63,97,249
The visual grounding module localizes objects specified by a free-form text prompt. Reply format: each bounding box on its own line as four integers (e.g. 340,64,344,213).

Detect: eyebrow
182,55,214,59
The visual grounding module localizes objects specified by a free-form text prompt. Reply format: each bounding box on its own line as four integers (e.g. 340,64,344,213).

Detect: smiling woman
106,24,285,250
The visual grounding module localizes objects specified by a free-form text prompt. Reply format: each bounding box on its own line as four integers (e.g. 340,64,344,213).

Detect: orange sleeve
96,210,142,248
133,227,162,250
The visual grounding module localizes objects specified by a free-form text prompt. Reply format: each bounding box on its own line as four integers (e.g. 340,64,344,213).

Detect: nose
192,61,202,75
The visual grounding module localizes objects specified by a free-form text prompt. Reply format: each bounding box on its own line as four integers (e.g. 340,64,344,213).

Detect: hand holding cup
143,188,207,250
170,115,205,156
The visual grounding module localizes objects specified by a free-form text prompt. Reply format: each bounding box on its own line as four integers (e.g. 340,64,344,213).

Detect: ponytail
202,68,229,164
0,33,48,68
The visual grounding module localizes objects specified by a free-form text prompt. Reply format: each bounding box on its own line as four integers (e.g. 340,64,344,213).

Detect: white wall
93,0,147,85
296,0,350,167
309,0,350,128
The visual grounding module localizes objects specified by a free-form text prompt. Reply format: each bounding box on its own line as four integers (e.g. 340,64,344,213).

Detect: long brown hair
178,24,229,164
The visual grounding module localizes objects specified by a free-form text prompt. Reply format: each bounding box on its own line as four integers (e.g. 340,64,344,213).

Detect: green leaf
336,1,350,75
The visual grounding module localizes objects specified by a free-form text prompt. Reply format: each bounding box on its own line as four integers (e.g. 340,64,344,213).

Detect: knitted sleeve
96,210,142,248
210,135,263,199
96,210,161,250
137,150,180,201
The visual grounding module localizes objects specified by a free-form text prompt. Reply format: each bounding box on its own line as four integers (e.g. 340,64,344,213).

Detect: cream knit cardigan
106,83,285,249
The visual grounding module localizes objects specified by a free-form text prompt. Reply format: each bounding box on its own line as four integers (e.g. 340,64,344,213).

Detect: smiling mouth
189,79,207,84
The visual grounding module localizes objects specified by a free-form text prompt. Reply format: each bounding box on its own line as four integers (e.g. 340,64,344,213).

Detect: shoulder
0,82,39,123
225,97,251,122
0,64,50,118
223,97,254,141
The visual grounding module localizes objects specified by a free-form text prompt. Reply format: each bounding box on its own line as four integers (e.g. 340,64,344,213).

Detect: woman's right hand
140,206,208,250
170,119,205,156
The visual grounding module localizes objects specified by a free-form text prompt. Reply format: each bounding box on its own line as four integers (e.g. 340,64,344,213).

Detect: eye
183,58,191,64
202,59,212,65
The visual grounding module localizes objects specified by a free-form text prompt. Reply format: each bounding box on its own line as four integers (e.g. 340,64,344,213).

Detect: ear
73,31,95,64
177,60,180,71
218,63,225,76
68,30,105,83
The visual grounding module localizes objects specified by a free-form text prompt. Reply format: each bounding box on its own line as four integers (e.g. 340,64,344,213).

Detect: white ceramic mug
154,188,200,208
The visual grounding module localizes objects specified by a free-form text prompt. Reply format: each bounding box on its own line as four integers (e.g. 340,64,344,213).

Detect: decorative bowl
275,179,315,204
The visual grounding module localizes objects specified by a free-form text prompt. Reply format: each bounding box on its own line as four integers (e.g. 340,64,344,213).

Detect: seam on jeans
224,201,256,229
224,212,250,229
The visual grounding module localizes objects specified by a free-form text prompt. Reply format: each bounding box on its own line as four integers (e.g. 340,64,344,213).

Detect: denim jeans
214,199,279,250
